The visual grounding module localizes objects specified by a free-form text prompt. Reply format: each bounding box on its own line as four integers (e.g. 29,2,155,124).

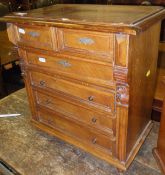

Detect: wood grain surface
1,5,164,34
1,5,164,171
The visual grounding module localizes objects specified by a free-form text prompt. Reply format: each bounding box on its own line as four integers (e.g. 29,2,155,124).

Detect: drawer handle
45,99,51,105
88,96,94,101
28,31,40,38
57,60,71,68
91,117,97,123
48,119,53,125
39,80,46,86
92,138,97,144
79,37,94,45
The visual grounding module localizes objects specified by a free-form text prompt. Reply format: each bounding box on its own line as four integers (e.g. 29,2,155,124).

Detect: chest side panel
127,21,161,157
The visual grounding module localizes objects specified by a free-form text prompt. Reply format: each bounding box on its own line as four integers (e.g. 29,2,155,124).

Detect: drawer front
26,51,113,85
30,71,115,111
57,29,114,62
17,25,55,50
38,108,114,153
35,91,115,135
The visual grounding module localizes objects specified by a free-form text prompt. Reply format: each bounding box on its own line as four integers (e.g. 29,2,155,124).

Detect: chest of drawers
1,4,165,171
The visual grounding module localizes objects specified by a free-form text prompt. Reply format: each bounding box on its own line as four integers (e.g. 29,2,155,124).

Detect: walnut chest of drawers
1,4,165,171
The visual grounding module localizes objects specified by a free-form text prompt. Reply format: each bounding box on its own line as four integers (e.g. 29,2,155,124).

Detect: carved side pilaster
114,34,130,162
114,66,128,83
115,83,129,161
18,49,27,78
7,23,19,45
19,58,26,78
116,83,129,107
115,33,129,67
114,33,129,108
114,66,129,107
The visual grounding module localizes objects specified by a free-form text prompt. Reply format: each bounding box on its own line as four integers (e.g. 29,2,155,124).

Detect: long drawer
37,107,115,153
26,51,114,86
30,71,115,111
34,90,116,135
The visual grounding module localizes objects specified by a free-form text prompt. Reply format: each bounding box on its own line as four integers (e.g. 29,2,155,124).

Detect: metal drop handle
39,80,46,86
88,96,94,101
45,99,51,105
91,117,97,123
28,31,40,38
92,138,97,144
79,37,94,45
57,60,71,68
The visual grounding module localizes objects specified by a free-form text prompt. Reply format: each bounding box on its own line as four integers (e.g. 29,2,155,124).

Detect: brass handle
57,60,71,68
92,138,97,144
88,96,94,101
39,80,46,86
91,117,97,123
79,37,94,45
28,31,40,38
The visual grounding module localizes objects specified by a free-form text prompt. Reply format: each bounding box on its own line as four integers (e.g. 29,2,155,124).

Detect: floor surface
0,88,162,175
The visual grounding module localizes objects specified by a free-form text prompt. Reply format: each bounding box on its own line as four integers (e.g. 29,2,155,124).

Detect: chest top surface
0,4,165,34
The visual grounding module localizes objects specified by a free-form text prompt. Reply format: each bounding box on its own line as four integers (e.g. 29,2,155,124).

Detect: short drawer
26,51,113,86
16,25,55,50
35,91,115,135
57,28,114,62
30,71,115,111
38,108,114,153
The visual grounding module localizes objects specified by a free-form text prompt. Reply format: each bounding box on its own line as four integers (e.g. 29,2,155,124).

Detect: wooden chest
1,4,164,171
